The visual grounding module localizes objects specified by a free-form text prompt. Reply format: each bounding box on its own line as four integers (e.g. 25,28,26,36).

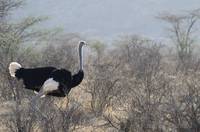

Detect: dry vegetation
1,0,200,132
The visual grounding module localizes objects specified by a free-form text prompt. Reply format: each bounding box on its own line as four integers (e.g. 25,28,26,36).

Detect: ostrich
8,41,86,99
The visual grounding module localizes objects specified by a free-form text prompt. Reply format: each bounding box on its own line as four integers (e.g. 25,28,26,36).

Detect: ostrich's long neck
70,44,84,88
79,45,83,71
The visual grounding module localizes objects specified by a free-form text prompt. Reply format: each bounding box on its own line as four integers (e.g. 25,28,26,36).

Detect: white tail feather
9,62,22,77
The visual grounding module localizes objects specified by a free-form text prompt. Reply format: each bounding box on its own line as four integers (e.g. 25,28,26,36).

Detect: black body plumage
70,70,84,88
15,67,84,97
15,67,56,91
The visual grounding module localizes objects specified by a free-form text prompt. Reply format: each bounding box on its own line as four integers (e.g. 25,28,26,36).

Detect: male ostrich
8,41,86,99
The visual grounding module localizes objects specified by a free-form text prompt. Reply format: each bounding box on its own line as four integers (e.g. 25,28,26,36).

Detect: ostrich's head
78,41,87,71
79,41,87,47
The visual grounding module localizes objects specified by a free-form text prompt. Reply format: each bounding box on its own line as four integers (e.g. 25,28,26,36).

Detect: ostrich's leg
30,78,59,119
31,90,46,105
34,90,46,98
30,90,48,119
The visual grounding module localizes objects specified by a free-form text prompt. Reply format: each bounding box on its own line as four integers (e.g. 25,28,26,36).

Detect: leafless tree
85,41,121,117
158,9,200,71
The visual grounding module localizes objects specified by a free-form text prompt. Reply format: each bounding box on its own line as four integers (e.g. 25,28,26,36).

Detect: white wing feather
42,78,59,93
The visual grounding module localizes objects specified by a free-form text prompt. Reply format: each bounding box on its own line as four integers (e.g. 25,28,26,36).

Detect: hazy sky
15,0,200,41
